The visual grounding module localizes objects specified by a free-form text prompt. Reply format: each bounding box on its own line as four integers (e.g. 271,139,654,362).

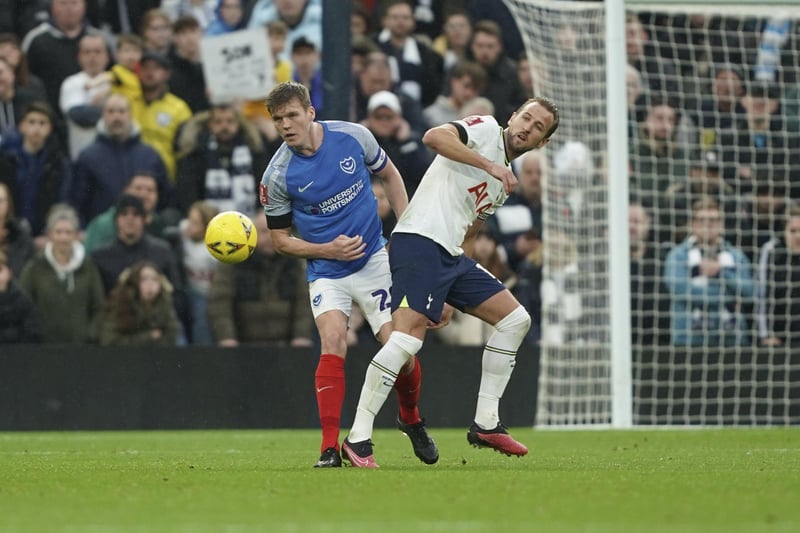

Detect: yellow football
204,211,258,264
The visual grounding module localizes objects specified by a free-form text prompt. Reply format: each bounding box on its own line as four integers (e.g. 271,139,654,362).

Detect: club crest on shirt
340,156,356,174
157,111,172,127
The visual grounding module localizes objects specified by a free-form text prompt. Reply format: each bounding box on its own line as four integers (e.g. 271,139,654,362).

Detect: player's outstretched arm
422,123,518,194
373,158,409,220
270,227,366,261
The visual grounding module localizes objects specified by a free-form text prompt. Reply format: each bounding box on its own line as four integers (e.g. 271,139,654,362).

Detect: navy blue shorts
388,233,506,322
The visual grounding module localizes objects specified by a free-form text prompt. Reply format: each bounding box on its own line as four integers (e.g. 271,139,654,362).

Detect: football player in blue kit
260,82,437,468
344,97,560,467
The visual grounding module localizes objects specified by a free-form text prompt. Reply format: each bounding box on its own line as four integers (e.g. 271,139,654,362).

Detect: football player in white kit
343,97,559,467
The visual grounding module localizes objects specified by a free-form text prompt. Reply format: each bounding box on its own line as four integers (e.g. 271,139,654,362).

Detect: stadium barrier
0,344,541,431
3,344,795,430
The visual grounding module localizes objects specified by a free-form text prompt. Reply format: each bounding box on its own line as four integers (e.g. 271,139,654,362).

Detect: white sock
349,332,422,443
474,307,530,429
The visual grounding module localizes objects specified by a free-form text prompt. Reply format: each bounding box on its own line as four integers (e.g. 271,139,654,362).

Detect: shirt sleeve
349,122,388,173
261,154,292,221
453,115,500,153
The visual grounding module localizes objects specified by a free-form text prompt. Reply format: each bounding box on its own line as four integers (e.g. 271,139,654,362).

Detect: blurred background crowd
0,0,798,352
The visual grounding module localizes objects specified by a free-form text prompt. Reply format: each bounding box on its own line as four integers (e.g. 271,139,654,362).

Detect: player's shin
475,306,531,429
349,332,423,442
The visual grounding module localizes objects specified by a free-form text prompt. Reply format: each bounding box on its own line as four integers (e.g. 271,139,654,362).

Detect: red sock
393,355,421,425
314,354,345,452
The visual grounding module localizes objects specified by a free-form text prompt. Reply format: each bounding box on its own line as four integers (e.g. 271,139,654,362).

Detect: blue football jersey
261,121,389,281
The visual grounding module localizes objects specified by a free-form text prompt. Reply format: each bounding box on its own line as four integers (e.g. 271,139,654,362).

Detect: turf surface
1,427,798,532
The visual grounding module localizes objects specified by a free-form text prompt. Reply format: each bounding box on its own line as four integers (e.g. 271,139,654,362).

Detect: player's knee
494,306,531,336
387,331,424,358
319,330,348,356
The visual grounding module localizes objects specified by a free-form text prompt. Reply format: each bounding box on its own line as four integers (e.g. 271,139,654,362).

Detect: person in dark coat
756,204,800,347
0,57,38,135
467,20,527,123
166,15,210,113
0,181,34,276
87,0,161,35
175,103,269,214
0,101,71,238
68,93,170,225
375,0,443,109
90,194,181,295
361,90,432,199
21,0,108,115
90,194,185,338
0,249,42,343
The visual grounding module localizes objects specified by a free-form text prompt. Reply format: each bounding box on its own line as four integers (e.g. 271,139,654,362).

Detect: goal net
503,0,800,426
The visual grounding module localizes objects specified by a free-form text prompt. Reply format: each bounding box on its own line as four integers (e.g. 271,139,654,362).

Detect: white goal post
503,0,800,427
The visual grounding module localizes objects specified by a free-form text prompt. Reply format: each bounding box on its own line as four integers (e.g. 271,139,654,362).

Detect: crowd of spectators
0,0,797,350
623,11,800,349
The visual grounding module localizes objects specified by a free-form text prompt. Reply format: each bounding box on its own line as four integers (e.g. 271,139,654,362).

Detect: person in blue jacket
205,0,246,36
664,195,755,346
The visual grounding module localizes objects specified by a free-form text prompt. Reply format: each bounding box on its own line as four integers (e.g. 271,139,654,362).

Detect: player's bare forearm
271,228,322,258
375,159,408,220
270,228,366,261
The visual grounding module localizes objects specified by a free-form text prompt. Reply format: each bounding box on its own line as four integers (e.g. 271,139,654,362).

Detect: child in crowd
0,102,71,243
104,33,145,102
179,201,219,344
98,260,180,346
205,0,247,36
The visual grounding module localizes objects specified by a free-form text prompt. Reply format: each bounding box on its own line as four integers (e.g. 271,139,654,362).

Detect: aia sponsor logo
467,181,493,215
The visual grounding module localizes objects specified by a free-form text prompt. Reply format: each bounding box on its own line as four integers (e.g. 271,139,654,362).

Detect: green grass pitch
1,427,798,532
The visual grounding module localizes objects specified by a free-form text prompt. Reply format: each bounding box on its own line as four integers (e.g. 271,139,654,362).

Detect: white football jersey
392,115,509,256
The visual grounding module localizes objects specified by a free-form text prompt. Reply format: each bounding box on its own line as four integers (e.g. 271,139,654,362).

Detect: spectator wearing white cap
362,90,432,199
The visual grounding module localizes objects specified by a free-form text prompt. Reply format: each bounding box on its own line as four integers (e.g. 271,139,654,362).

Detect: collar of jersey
499,126,509,166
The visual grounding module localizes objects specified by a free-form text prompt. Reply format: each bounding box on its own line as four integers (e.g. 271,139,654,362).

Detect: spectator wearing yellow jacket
112,50,192,181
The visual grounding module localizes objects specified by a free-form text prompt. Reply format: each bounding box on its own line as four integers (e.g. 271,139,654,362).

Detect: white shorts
308,248,392,336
